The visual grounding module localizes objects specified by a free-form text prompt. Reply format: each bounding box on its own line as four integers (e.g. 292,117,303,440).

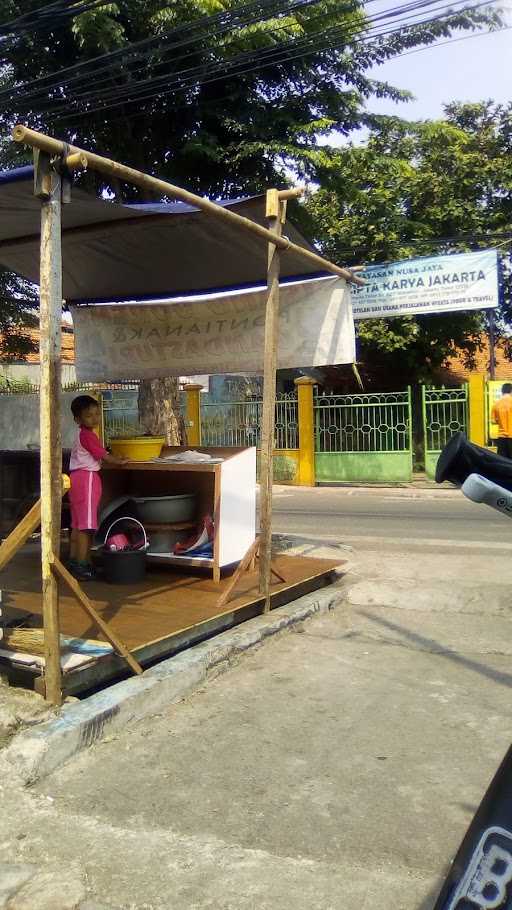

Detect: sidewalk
0,530,509,909
271,477,460,498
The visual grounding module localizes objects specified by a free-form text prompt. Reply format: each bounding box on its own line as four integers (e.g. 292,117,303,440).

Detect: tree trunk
138,378,186,446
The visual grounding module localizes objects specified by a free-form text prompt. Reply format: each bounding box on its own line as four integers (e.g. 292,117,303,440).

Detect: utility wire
56,0,477,105
334,230,512,256
60,21,508,131
0,0,110,39
25,1,349,101
0,0,326,88
47,3,497,119
2,0,329,103
1,0,490,105
5,0,496,116
386,20,511,57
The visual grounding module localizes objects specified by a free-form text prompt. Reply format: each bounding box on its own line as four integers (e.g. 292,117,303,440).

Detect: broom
2,627,47,654
1,628,111,655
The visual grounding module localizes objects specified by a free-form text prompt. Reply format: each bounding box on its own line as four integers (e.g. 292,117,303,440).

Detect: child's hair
71,395,99,420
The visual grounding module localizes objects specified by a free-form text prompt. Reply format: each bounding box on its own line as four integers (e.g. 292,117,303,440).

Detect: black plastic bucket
101,547,147,584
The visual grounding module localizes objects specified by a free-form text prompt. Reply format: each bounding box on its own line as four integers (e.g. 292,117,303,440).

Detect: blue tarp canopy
0,165,323,302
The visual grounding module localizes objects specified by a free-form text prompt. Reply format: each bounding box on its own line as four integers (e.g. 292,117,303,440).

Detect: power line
0,0,324,93
48,3,498,120
65,0,479,106
57,21,506,133
2,0,495,108
334,230,512,256
5,0,497,119
382,19,511,57
0,0,109,39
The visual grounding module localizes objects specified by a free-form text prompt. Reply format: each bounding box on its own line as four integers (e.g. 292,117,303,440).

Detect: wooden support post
216,538,286,611
37,153,63,706
0,476,70,573
51,556,143,676
216,539,259,610
259,189,283,613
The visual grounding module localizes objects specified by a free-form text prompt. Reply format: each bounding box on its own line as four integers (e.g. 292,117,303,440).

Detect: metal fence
313,389,413,482
0,379,107,395
100,384,141,443
314,390,412,453
422,385,468,478
201,392,298,449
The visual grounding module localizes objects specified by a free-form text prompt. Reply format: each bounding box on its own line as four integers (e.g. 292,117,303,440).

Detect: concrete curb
4,543,348,784
270,484,460,500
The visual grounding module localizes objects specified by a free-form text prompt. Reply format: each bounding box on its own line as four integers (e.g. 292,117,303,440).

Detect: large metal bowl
134,494,196,524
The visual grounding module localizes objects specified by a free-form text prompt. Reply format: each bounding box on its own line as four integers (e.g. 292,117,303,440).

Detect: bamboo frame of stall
10,124,363,705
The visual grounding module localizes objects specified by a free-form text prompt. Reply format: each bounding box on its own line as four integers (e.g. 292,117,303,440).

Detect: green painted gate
314,389,413,483
421,386,468,479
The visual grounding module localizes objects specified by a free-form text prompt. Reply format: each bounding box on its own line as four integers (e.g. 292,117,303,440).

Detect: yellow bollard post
468,373,487,447
183,384,203,446
294,376,316,486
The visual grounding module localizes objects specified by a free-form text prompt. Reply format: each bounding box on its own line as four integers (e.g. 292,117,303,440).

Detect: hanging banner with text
351,249,499,320
71,275,355,381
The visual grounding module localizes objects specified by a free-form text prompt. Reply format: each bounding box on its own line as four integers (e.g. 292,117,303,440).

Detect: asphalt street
269,485,511,545
2,483,512,909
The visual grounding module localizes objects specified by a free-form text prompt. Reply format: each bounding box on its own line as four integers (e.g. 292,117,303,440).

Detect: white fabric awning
71,276,355,380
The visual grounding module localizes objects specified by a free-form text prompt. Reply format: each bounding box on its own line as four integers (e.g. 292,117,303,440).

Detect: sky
367,18,511,122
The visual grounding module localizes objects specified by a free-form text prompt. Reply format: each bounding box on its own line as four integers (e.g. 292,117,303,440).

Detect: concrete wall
0,363,77,387
0,392,78,450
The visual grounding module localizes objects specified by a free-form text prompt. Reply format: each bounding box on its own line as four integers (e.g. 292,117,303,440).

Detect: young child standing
68,395,128,580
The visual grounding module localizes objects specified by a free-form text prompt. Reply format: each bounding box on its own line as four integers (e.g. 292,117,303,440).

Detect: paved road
4,532,512,910
2,487,512,908
269,485,510,545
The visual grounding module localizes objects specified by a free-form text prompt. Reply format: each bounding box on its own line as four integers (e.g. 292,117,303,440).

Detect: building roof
1,324,75,364
439,336,512,383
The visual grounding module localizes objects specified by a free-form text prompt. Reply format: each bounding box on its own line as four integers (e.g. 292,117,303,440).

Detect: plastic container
110,436,165,461
102,548,147,584
134,494,196,524
101,518,148,584
147,528,190,554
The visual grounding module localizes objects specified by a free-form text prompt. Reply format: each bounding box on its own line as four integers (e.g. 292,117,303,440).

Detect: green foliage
0,1,504,362
305,101,512,386
0,0,502,193
0,269,38,361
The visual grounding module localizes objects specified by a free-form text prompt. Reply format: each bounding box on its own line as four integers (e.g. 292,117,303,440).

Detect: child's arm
79,428,130,466
102,451,131,467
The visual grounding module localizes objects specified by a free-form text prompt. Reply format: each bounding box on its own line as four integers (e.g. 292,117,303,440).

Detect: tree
0,269,38,361
304,102,512,388
138,378,185,445
0,1,503,393
0,1,501,193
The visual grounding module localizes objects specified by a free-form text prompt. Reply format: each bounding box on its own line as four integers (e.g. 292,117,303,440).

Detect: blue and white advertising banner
351,249,499,320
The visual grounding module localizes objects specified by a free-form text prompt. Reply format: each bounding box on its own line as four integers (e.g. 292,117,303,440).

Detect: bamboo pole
12,125,364,286
51,556,143,676
259,189,283,612
38,156,63,706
